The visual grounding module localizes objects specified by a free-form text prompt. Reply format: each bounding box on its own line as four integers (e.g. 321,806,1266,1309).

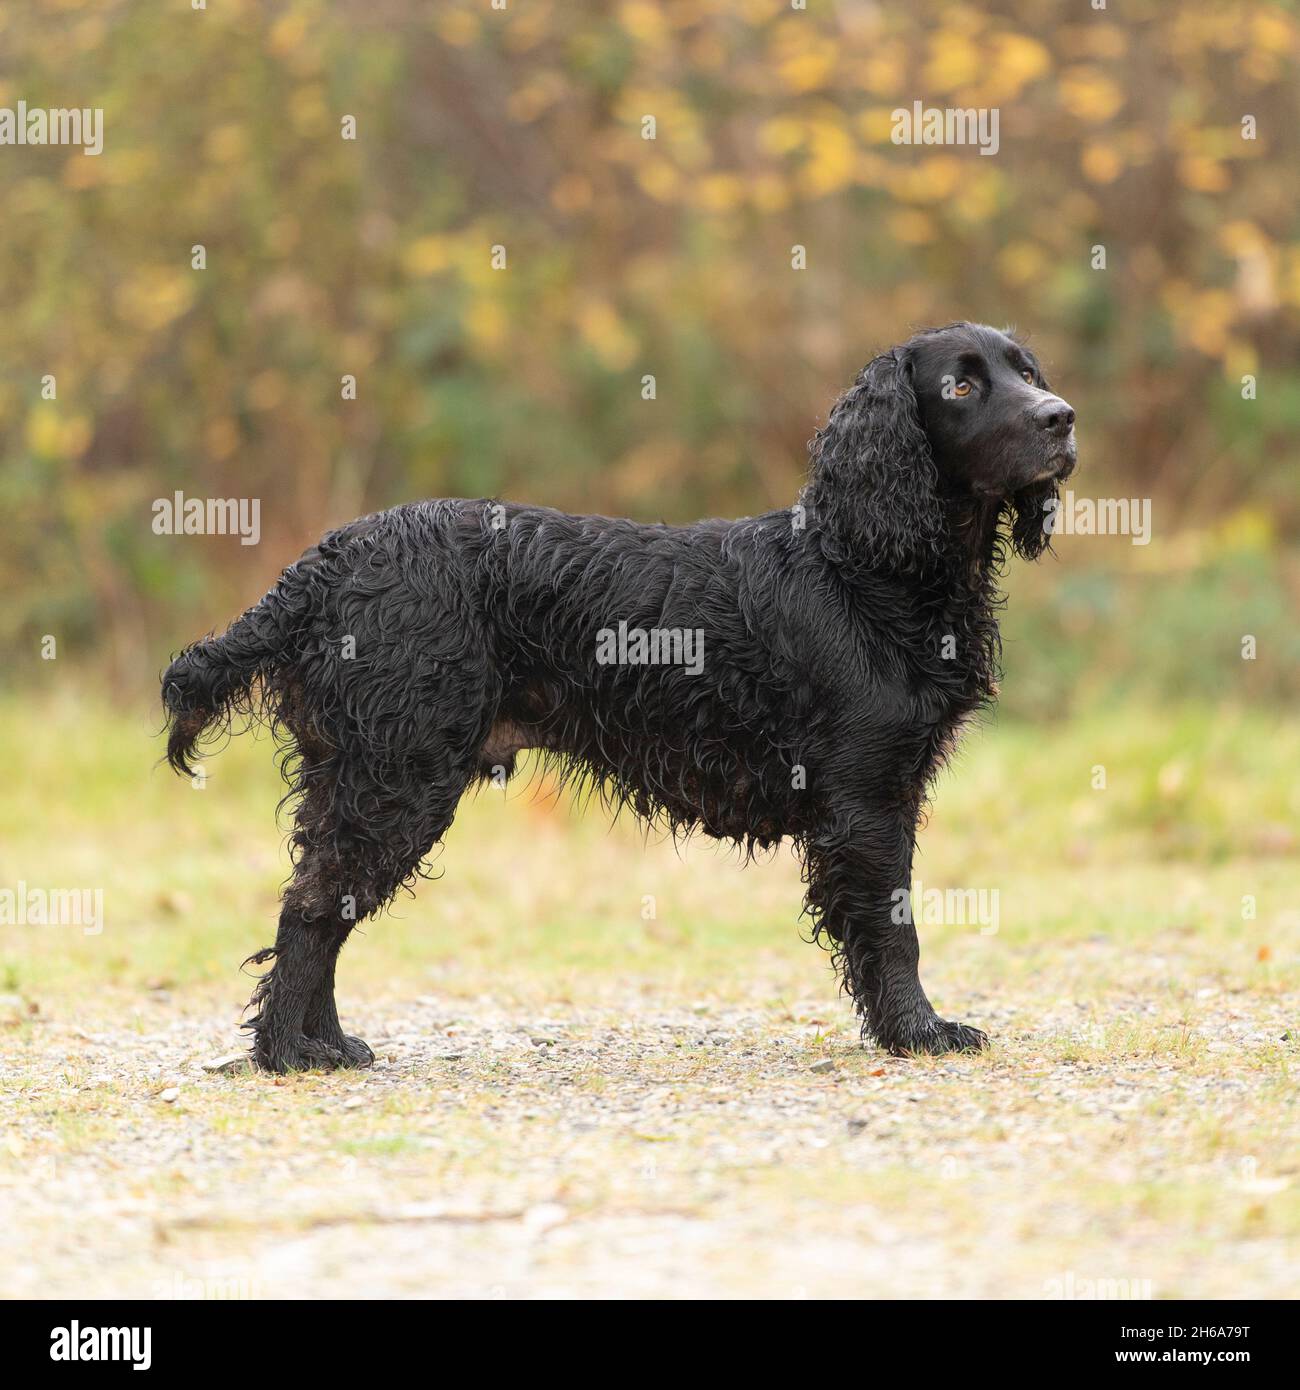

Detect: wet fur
162,323,1064,1071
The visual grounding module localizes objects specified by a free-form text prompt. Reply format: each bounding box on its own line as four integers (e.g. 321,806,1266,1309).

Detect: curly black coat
162,322,1077,1072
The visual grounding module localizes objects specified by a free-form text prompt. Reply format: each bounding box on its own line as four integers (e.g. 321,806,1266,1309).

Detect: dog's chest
927,702,979,776
913,671,996,780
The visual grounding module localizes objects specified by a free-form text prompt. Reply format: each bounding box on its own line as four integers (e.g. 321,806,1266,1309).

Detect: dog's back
164,497,825,846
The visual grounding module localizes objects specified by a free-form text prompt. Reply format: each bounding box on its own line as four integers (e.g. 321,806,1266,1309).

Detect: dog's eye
953,380,972,397
1021,369,1035,384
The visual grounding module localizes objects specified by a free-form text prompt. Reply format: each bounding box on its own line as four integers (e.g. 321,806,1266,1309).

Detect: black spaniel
163,322,1076,1072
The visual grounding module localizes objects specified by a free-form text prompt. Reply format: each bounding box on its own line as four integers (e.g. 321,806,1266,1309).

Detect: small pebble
809,1058,834,1074
522,1203,567,1233
201,1053,250,1075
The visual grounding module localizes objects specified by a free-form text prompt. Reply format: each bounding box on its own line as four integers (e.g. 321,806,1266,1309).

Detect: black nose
1035,398,1075,437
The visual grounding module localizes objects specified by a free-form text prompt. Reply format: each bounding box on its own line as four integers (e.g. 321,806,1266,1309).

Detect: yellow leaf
550,174,593,214
437,11,479,47
402,236,452,277
114,270,195,333
507,80,559,124
888,209,937,246
636,159,680,202
205,418,240,462
1217,219,1262,258
269,13,308,57
990,33,1052,95
780,47,836,92
770,20,837,93
997,241,1049,288
1081,142,1123,184
1278,247,1300,309
697,174,745,213
1222,338,1258,380
1176,289,1234,357
576,300,637,372
895,156,962,203
26,407,63,457
1079,23,1127,61
1216,508,1274,554
857,108,897,145
619,1,669,47
759,117,807,157
1059,67,1125,122
1250,10,1295,55
205,125,246,164
862,45,906,98
466,299,508,352
751,173,790,212
1178,156,1229,194
62,153,105,190
802,123,856,198
923,31,983,93
289,86,328,136
948,168,1004,223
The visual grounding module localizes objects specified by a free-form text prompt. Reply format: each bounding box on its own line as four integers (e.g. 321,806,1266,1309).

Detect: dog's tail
161,569,309,778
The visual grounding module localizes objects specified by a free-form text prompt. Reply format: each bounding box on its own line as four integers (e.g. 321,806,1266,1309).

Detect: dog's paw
250,1033,374,1074
332,1033,376,1069
885,1018,989,1057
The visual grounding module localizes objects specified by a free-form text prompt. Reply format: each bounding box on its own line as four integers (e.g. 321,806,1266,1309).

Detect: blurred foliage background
0,0,1297,714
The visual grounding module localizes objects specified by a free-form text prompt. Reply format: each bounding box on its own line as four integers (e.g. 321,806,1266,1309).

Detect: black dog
162,322,1076,1072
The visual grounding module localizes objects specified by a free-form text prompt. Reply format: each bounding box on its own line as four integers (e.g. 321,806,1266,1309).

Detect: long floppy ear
803,349,945,572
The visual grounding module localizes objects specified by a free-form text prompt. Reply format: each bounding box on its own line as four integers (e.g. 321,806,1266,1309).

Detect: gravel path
2,988,1295,1299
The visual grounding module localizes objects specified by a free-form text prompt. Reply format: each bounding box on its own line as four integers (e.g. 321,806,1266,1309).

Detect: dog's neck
910,493,1006,703
943,492,1007,591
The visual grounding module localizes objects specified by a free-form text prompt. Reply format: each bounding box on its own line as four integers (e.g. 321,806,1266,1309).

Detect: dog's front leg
803,804,988,1056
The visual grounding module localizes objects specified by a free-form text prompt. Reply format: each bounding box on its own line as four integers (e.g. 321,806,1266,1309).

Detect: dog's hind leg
245,915,359,1072
299,922,373,1067
245,757,470,1074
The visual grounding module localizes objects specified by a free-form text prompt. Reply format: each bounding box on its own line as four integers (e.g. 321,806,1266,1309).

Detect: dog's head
806,322,1076,568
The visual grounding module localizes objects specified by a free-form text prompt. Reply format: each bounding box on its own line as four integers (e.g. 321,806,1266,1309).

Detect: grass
0,688,1296,1298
